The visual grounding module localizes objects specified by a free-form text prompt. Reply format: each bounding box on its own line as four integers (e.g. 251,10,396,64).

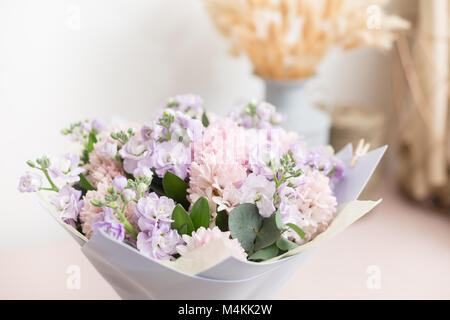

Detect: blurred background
0,0,448,299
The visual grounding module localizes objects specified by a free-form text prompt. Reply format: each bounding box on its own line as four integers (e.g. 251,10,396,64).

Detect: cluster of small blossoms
19,155,85,227
88,175,151,242
230,101,284,129
135,193,184,260
118,95,204,181
19,94,346,261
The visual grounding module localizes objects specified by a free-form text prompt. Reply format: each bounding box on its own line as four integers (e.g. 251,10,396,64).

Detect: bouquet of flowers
18,94,385,299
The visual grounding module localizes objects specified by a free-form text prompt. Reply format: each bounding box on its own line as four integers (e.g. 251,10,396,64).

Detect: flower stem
115,202,138,239
40,168,59,192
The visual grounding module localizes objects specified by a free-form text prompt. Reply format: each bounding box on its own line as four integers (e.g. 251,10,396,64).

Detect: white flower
176,227,247,260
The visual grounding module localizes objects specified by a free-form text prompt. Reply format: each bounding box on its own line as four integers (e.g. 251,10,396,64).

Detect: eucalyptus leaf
162,171,189,209
286,223,306,239
276,237,298,251
190,197,210,230
254,211,283,251
171,205,194,236
216,210,229,232
229,204,262,254
248,244,279,261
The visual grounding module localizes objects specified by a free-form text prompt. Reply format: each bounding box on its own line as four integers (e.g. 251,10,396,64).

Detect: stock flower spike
19,94,385,299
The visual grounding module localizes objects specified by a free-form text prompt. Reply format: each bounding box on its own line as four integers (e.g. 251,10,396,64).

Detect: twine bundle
204,0,410,80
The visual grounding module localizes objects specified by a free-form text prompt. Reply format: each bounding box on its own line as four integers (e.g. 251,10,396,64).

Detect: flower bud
122,189,136,202
137,182,148,197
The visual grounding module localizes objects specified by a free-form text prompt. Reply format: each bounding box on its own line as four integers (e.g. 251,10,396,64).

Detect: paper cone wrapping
37,145,386,299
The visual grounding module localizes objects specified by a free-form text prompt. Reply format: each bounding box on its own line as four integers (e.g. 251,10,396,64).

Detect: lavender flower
119,136,149,161
137,223,183,260
97,142,117,159
141,123,154,141
248,141,282,180
49,185,84,226
239,173,276,218
133,157,154,179
135,193,175,227
48,154,85,184
167,94,204,119
149,140,191,179
122,189,136,202
133,166,153,180
230,101,285,129
290,143,345,180
91,207,125,242
152,110,203,145
172,111,204,144
135,193,183,260
277,177,306,220
18,171,43,192
112,175,127,192
91,119,106,132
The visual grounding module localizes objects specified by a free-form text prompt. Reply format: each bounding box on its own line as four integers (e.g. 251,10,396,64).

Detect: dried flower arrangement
204,0,410,80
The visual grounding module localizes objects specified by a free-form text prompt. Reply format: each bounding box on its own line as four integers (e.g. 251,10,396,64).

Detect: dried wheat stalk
204,0,410,80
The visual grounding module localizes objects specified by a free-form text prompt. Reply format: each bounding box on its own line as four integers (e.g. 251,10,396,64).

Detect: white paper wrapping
37,145,387,299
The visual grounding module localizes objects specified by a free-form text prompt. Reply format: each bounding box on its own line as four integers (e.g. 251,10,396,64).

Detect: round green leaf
229,204,262,254
190,197,210,230
249,244,279,261
254,211,283,251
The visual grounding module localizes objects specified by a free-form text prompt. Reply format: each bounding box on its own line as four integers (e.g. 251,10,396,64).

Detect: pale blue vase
264,78,331,147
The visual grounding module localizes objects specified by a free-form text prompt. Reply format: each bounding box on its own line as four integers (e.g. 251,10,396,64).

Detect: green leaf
201,112,210,127
179,224,187,236
162,171,189,208
216,210,229,232
229,204,262,254
79,173,96,191
249,244,279,261
190,197,210,231
86,132,98,153
286,223,306,239
254,211,283,251
171,205,194,236
150,175,165,196
276,237,298,251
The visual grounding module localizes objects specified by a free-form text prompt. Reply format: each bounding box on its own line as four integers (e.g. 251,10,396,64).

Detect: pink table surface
1,183,449,300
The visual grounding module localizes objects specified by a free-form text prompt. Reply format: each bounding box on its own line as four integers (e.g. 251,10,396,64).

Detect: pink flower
193,118,249,166
281,171,337,245
177,227,247,260
80,183,109,238
85,147,124,187
188,153,247,216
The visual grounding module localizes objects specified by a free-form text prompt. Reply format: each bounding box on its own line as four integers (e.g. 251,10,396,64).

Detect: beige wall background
0,0,399,249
